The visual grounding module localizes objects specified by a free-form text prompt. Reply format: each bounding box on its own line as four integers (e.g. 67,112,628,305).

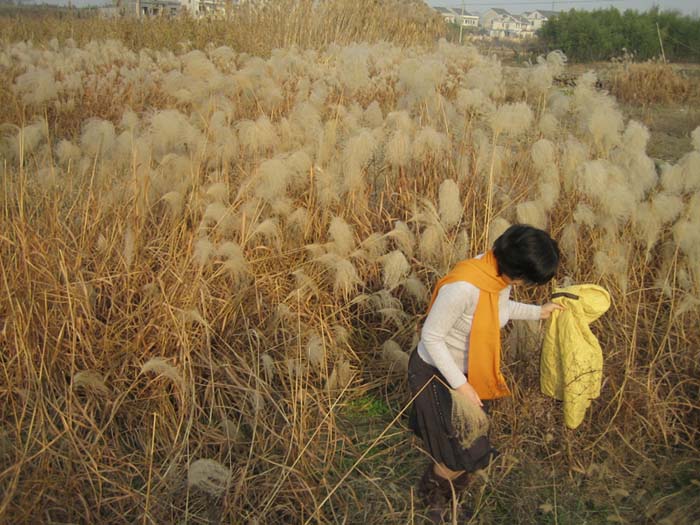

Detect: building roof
453,7,478,17
532,9,559,17
434,7,455,14
489,7,511,15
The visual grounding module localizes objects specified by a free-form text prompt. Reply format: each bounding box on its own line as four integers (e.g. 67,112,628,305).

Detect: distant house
512,14,535,38
481,8,534,38
480,7,509,35
524,9,558,30
185,0,227,16
434,7,457,24
434,7,480,28
116,0,180,17
452,7,480,28
116,0,243,17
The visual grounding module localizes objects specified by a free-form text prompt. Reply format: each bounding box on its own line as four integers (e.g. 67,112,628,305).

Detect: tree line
538,8,700,62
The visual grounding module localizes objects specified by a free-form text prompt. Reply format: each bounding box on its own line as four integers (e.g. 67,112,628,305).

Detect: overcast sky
428,0,699,15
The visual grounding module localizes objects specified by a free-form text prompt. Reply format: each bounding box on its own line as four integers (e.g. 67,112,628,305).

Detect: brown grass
609,61,697,105
0,0,446,56
0,7,699,525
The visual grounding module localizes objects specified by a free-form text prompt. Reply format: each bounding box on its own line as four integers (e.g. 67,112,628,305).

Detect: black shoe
417,464,452,523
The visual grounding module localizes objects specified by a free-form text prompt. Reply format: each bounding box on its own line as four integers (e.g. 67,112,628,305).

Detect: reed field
1,2,699,524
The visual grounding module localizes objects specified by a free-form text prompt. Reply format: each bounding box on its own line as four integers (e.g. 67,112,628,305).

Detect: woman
408,224,562,522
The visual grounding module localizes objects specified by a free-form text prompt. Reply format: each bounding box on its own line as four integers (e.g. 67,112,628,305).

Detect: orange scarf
427,250,511,400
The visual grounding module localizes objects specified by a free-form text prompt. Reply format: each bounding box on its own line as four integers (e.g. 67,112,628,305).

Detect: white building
434,6,457,24
524,9,558,30
114,0,180,16
116,0,244,17
434,6,554,38
434,7,479,28
481,8,535,38
452,7,480,28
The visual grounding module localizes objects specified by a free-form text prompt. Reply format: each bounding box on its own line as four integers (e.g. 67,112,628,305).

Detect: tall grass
0,0,446,56
609,60,698,106
1,7,699,524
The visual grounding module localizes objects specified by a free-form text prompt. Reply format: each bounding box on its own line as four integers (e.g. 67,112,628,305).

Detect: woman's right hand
455,381,483,408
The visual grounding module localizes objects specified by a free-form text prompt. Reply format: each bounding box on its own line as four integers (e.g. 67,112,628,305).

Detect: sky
428,0,699,16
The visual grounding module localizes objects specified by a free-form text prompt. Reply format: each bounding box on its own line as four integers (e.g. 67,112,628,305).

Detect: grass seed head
456,88,493,115
680,152,700,192
306,333,325,367
123,227,135,268
438,179,462,230
633,202,662,254
206,182,229,203
161,191,184,217
382,340,409,371
388,221,415,257
412,126,449,163
194,237,215,266
488,217,511,247
81,118,117,159
651,192,684,224
250,218,280,246
327,359,352,390
72,371,110,396
255,158,290,203
531,139,556,173
539,113,559,138
13,69,58,106
385,130,412,168
361,233,389,260
141,357,185,390
187,459,232,497
217,241,247,281
622,120,650,153
56,140,81,165
328,217,356,256
516,200,547,230
404,275,429,303
560,223,579,269
692,126,700,152
490,102,533,137
332,258,362,297
588,106,623,151
381,250,410,290
419,224,444,265
450,390,490,447
673,218,700,261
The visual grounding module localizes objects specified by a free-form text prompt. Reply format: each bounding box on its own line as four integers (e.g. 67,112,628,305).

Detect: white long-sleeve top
417,280,542,389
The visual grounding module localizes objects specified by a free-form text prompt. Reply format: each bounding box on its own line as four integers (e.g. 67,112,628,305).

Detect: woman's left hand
540,302,565,319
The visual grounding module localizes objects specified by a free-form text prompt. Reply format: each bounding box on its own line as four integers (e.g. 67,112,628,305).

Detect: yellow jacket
540,284,611,429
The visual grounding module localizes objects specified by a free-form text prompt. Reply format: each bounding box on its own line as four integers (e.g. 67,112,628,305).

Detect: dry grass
1,6,699,524
609,61,697,105
0,0,445,56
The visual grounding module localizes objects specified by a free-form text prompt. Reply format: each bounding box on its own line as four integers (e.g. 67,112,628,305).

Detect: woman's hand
455,381,483,408
540,302,565,319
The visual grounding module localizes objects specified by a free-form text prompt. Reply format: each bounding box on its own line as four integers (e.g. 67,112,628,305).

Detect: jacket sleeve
421,282,475,389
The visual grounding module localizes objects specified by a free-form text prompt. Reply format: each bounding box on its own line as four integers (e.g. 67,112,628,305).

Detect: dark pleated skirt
407,350,498,472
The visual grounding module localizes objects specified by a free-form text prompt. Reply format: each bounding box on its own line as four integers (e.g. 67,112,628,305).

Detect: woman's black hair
492,224,560,285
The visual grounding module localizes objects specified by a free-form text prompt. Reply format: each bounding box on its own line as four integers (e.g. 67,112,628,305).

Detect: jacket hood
550,284,611,323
